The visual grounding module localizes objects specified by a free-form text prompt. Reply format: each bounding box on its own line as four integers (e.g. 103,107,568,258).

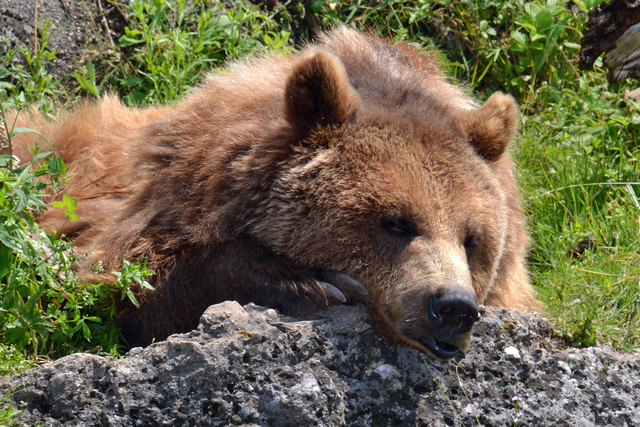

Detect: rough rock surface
0,301,638,426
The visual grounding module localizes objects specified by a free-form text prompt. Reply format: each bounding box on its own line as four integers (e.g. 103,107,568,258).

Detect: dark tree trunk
580,0,640,81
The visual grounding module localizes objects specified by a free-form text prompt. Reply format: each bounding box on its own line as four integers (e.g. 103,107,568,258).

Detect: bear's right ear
285,50,360,138
463,92,518,161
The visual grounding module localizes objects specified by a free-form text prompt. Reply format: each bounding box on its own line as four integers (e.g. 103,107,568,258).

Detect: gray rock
0,302,638,426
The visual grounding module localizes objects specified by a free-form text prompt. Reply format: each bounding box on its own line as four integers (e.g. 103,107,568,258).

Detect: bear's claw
333,273,368,296
318,271,369,304
320,282,347,302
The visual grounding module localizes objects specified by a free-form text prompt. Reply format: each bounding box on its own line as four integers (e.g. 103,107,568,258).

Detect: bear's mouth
420,338,460,359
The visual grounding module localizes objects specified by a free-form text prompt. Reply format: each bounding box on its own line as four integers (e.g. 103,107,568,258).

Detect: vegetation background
0,0,638,385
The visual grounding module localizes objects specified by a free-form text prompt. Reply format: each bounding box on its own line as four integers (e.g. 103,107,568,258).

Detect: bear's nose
427,288,479,338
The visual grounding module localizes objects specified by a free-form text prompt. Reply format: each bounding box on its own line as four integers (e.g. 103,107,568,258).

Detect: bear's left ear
285,50,360,137
463,92,518,161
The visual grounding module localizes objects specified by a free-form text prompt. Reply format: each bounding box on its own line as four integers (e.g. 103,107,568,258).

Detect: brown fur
8,28,540,354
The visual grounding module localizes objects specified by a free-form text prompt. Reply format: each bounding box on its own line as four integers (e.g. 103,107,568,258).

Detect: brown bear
8,27,540,358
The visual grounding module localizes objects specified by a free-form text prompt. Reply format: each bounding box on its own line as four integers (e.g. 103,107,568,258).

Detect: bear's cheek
466,225,508,303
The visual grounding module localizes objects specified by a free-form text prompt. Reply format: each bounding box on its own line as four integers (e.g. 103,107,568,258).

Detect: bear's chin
420,338,461,359
407,331,473,359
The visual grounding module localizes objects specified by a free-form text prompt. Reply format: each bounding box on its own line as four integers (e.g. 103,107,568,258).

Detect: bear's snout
415,288,479,359
427,288,479,337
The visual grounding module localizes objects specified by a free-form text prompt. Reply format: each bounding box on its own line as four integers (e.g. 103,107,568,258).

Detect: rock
0,302,638,426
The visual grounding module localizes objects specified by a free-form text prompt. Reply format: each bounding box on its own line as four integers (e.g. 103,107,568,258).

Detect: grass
518,75,640,349
0,0,638,380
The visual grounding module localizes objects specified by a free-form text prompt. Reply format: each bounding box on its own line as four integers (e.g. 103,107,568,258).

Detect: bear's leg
117,234,368,346
207,235,369,314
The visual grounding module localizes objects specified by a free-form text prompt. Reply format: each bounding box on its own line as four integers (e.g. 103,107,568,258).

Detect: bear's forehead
330,123,476,175
352,100,466,142
302,124,500,211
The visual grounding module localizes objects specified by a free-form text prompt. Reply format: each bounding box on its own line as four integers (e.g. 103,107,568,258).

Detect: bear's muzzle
422,288,480,358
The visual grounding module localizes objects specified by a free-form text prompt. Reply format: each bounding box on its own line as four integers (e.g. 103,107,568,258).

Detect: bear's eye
382,218,416,237
463,234,478,256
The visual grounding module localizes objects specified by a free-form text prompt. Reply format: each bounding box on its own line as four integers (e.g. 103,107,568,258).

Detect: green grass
0,343,37,376
517,75,640,349
0,0,638,381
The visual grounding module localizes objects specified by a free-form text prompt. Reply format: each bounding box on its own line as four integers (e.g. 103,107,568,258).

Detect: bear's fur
8,28,540,357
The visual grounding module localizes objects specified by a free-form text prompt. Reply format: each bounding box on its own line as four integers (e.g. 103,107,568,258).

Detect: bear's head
252,50,519,359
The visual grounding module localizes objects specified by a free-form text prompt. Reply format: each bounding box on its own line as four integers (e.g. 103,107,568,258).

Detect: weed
425,361,466,426
0,113,118,358
112,257,155,310
73,60,102,98
0,20,60,115
511,395,523,426
0,385,23,426
0,343,37,376
0,101,157,362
